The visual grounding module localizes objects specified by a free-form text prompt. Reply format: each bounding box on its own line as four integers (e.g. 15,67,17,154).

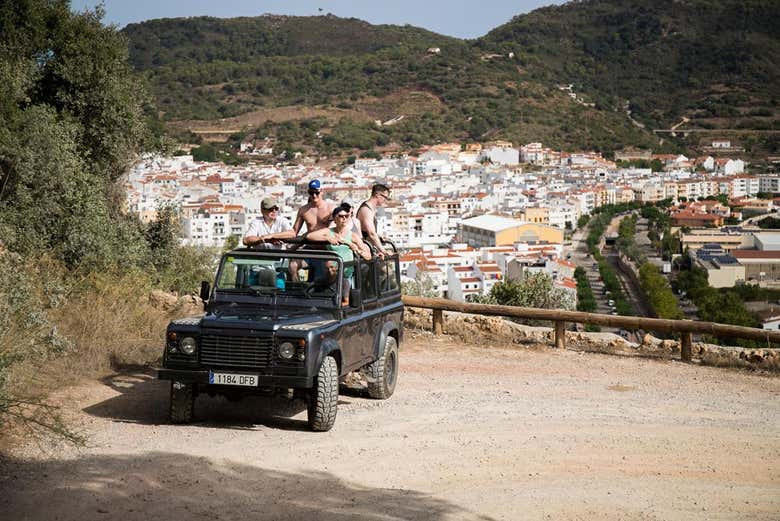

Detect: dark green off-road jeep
157,245,403,431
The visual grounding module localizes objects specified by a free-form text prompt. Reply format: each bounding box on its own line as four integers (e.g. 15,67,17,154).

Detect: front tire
169,381,195,424
308,356,338,431
367,336,399,399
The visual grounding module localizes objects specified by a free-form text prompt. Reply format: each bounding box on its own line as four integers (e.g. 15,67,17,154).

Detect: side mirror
199,281,211,302
349,288,361,308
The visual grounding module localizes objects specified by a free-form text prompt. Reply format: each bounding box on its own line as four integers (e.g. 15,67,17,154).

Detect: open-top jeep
157,244,403,431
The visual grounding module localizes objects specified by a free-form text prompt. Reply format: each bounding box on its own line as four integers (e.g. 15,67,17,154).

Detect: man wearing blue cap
292,179,334,237
287,179,334,281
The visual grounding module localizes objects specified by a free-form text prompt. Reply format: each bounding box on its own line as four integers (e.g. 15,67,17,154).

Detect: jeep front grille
200,334,273,368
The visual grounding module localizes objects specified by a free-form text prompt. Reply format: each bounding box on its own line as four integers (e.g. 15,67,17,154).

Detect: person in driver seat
311,260,350,306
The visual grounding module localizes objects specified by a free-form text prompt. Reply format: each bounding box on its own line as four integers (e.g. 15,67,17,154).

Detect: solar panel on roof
716,255,739,265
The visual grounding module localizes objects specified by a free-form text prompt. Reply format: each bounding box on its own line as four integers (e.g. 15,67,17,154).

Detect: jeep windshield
214,251,348,306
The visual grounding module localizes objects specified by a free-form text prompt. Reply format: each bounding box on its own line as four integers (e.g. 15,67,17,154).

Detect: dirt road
2,335,779,520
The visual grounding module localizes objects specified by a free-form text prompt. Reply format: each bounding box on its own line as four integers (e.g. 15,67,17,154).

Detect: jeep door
357,259,380,360
374,256,402,353
336,259,369,372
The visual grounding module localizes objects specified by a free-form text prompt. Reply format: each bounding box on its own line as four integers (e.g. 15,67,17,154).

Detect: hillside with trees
0,1,210,443
123,0,780,156
480,0,780,154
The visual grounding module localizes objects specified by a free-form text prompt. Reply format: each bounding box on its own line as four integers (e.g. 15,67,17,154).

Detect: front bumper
157,368,314,388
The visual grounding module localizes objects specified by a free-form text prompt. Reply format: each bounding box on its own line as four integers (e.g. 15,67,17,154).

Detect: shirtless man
258,179,333,242
357,183,392,258
293,179,334,236
284,179,334,280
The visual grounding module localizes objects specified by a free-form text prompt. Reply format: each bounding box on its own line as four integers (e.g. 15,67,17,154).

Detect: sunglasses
308,190,321,196
335,213,349,219
263,206,279,212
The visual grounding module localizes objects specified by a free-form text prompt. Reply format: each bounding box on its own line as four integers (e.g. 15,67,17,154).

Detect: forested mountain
124,15,459,68
122,1,780,156
480,0,780,133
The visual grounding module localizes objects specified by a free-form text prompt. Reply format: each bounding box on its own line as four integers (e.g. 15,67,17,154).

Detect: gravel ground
2,334,779,521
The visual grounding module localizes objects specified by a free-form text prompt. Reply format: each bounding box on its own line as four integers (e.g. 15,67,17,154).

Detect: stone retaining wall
404,308,780,372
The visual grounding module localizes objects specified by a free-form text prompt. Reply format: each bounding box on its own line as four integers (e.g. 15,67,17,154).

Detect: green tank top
327,230,354,278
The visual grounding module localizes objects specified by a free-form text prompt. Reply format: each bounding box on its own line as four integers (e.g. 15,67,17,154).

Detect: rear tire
169,382,195,424
308,356,338,431
366,336,398,399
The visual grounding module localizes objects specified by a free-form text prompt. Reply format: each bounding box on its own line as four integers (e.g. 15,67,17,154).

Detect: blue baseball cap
308,179,321,191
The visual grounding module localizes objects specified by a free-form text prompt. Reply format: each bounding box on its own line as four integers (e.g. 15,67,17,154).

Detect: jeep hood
200,304,335,331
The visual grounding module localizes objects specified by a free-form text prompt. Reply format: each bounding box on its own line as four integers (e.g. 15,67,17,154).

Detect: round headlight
279,341,295,359
180,336,197,355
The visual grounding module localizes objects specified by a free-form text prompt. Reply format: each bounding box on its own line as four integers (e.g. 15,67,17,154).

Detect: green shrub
639,263,683,320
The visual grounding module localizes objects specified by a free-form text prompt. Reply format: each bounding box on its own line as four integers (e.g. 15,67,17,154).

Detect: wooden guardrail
402,296,780,362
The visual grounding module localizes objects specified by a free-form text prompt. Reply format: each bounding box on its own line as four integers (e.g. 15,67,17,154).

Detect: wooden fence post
681,332,692,362
554,321,566,349
433,309,444,335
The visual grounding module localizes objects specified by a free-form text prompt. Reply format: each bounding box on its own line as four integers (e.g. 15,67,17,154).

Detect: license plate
209,372,258,387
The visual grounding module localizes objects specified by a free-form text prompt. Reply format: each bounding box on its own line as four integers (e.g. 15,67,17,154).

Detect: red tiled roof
672,211,720,222
556,278,577,289
731,250,780,260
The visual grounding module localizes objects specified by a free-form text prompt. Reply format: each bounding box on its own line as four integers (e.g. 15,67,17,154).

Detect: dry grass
1,269,179,451
171,104,373,133
51,273,170,373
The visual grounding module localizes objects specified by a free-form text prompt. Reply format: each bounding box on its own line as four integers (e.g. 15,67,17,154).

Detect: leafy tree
479,272,574,312
0,2,209,440
574,266,597,313
0,1,151,269
222,234,240,252
145,204,180,271
639,263,683,319
757,217,780,229
401,270,438,298
192,143,217,162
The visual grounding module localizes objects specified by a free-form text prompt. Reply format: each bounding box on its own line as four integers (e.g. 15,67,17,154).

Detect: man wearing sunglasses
357,183,392,258
280,179,335,281
243,197,293,249
292,179,334,237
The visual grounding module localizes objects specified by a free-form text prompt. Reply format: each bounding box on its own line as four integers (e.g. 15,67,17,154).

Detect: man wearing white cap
243,197,293,249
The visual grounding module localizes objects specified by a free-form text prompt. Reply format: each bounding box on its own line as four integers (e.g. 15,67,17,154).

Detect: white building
182,211,246,247
480,146,520,166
